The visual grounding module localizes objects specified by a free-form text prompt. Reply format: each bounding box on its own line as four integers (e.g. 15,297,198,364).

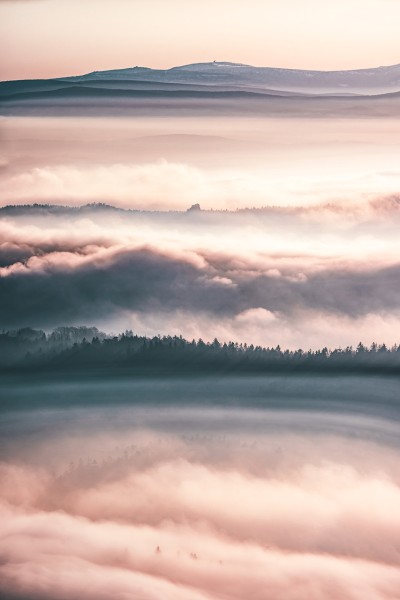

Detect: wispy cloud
1,201,400,346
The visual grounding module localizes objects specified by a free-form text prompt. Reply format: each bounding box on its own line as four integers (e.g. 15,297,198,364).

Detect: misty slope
1,327,399,376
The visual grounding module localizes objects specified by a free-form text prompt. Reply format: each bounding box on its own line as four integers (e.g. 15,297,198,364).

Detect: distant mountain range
1,61,399,116
64,61,400,94
3,61,400,93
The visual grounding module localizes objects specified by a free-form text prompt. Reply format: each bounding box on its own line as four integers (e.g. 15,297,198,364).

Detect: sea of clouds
1,395,399,600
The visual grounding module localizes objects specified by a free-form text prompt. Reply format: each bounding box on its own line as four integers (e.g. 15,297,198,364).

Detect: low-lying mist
1,381,399,600
2,114,400,210
1,196,400,348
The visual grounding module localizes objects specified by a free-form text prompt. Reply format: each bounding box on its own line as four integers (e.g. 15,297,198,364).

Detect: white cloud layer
1,406,399,600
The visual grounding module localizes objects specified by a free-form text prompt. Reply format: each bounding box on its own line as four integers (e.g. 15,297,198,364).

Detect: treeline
0,327,399,375
0,202,312,217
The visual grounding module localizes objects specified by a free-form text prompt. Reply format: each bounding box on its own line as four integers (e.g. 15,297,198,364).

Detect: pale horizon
3,58,400,83
1,0,400,80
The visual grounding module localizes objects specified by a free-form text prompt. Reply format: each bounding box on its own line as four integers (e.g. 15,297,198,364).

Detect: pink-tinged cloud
1,425,400,600
1,196,400,346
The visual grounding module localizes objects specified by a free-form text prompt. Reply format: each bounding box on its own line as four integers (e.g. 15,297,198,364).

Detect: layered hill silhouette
1,61,399,116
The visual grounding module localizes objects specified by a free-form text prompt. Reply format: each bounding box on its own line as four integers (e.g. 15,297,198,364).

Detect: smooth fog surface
2,115,400,209
0,376,399,600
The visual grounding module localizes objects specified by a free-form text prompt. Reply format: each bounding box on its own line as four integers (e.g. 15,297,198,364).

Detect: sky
1,0,400,80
